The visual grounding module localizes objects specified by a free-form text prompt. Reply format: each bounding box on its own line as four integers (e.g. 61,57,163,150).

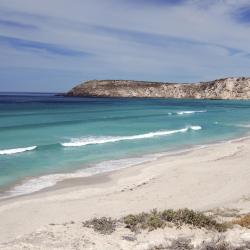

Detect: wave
167,110,206,116
61,126,202,147
176,110,206,115
1,155,160,198
0,146,37,155
214,122,250,128
0,143,209,199
234,124,250,128
189,125,202,130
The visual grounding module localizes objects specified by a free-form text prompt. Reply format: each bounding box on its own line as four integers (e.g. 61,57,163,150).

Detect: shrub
161,209,175,221
83,217,117,234
82,209,228,234
200,240,232,250
145,212,165,231
123,210,165,232
123,208,227,232
233,213,250,228
169,208,227,232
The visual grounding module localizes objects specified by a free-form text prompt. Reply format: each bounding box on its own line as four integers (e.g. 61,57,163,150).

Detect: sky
1,0,250,92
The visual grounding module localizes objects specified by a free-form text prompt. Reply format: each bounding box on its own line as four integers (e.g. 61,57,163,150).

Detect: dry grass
233,213,250,228
205,208,240,218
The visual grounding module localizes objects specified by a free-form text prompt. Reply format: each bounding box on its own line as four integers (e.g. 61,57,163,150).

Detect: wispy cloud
0,0,250,91
0,19,37,30
86,23,250,58
121,0,187,7
0,35,92,57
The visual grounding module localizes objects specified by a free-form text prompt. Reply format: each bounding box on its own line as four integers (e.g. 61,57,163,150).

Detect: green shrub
161,209,175,221
83,217,117,234
172,208,227,232
146,212,165,231
83,208,228,234
123,208,227,232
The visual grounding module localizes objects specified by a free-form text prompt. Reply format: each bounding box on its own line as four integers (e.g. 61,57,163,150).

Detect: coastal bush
82,209,228,234
82,217,117,234
123,211,162,232
167,208,227,232
123,208,227,232
200,240,232,250
233,213,250,228
167,237,192,250
198,234,249,250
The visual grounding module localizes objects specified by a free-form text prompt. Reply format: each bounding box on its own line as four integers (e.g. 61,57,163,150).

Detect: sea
1,92,250,198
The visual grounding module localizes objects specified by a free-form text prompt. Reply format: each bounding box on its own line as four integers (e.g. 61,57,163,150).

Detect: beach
2,0,250,247
1,135,250,248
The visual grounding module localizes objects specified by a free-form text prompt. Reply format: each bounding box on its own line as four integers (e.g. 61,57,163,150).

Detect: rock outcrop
65,77,250,99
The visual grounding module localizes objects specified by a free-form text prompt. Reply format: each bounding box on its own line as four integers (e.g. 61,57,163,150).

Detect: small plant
171,238,192,250
169,208,227,232
82,208,228,234
233,213,250,228
123,208,227,232
83,217,117,234
199,235,234,250
145,211,165,231
161,209,175,221
124,213,144,229
200,241,232,250
123,212,150,232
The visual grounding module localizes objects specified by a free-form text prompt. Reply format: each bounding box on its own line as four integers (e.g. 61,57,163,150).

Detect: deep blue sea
1,93,250,198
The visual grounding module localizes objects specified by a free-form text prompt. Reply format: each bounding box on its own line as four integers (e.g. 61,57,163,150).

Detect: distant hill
65,77,250,99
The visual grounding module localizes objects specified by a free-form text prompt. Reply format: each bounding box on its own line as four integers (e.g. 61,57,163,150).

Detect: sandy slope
0,137,250,248
1,223,250,250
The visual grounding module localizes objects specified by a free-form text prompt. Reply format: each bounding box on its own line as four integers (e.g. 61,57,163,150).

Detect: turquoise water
1,93,250,197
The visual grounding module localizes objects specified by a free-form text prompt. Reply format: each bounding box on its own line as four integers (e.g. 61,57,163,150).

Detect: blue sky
1,0,250,92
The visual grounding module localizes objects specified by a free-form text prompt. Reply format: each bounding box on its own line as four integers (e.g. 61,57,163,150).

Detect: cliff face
65,77,250,99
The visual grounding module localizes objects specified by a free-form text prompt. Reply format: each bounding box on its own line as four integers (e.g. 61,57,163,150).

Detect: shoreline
1,133,250,243
34,132,249,193
1,131,249,200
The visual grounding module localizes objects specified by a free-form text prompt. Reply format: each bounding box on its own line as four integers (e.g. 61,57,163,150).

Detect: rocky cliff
65,77,250,99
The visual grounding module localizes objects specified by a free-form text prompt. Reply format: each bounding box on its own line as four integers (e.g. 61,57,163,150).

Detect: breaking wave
234,124,250,128
176,110,207,115
167,110,206,115
214,122,250,128
0,155,160,198
61,126,202,147
0,146,37,155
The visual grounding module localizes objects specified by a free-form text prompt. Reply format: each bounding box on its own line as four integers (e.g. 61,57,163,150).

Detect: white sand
0,137,250,248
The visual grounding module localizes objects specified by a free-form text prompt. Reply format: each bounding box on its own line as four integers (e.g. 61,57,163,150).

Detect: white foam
0,139,206,199
1,155,159,198
214,122,250,128
189,125,202,130
61,126,202,147
0,126,202,198
177,110,206,115
235,124,250,128
0,146,37,155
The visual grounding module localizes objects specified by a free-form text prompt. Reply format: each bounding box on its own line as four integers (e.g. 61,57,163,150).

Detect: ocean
1,93,250,198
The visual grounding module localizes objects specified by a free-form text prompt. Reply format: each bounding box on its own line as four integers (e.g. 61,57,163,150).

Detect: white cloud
0,0,250,91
